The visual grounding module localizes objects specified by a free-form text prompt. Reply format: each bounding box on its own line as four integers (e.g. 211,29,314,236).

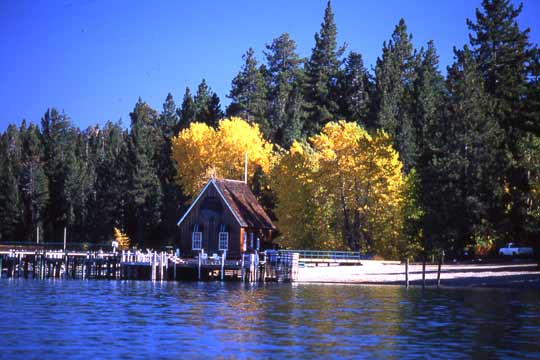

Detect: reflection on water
1,279,539,359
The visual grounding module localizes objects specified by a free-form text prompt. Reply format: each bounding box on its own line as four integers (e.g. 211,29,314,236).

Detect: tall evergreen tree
375,19,419,171
158,93,184,245
194,79,211,124
303,0,344,136
126,98,163,248
524,48,540,131
228,48,269,133
19,122,49,242
194,79,223,127
423,47,503,254
207,93,224,126
264,33,305,147
338,51,371,125
41,108,79,242
159,93,179,138
177,87,196,131
0,125,23,241
406,41,446,255
70,126,101,242
467,0,538,241
413,40,446,169
94,121,129,242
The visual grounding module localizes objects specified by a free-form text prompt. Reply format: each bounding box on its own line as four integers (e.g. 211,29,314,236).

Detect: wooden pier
0,248,299,283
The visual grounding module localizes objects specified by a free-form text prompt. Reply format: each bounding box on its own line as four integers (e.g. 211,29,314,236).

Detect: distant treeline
0,0,538,255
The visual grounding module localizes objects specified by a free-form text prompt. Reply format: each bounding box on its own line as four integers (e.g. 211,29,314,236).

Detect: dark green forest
0,0,538,256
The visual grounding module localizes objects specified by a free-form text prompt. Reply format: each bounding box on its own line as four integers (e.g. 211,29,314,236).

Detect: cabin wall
178,184,242,258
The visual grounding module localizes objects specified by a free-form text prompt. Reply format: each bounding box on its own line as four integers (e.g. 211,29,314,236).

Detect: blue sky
1,0,538,131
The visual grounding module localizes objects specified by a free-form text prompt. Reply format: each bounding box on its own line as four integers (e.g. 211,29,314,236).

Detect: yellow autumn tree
113,227,130,250
271,142,341,250
272,121,407,258
171,117,274,197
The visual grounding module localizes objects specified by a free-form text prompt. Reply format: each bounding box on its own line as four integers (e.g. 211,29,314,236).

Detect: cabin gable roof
177,178,276,231
213,179,276,230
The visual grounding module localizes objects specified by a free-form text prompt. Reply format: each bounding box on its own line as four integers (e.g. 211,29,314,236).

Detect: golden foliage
271,142,342,250
113,227,130,250
172,117,410,258
272,121,407,257
171,117,274,197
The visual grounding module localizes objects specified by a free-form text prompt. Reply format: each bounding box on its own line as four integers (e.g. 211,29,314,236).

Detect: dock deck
0,249,299,282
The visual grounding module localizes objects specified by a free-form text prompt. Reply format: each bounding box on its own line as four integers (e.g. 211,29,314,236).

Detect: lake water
0,279,539,359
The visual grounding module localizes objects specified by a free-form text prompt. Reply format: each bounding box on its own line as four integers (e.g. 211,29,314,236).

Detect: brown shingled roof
214,179,276,230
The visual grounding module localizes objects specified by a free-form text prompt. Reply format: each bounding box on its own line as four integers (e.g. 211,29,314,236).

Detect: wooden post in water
23,256,29,278
40,252,45,279
158,252,161,280
173,257,177,281
422,253,426,290
241,253,245,282
72,256,77,279
198,252,202,281
161,252,165,281
405,258,409,288
18,253,23,277
151,252,157,281
437,252,444,288
164,252,168,280
221,250,226,281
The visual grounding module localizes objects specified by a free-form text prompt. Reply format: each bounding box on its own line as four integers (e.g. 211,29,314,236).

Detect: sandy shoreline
296,261,540,289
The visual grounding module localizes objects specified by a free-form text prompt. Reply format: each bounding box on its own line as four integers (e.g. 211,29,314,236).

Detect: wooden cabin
177,178,276,259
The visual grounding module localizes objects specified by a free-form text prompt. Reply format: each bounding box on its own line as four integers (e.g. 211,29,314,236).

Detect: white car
498,243,533,256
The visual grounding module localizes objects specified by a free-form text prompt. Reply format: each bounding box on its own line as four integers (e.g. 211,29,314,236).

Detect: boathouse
177,178,276,259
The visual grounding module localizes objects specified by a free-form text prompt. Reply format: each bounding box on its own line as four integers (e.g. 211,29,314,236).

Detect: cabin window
243,232,247,252
250,232,254,249
192,232,202,250
192,224,202,250
218,232,228,250
218,224,228,250
256,237,260,251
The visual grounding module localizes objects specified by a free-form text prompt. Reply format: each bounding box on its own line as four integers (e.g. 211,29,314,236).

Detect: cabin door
208,218,218,255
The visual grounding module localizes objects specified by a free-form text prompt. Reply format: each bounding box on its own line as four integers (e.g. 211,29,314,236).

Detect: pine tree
0,126,23,241
158,93,184,245
126,98,163,248
228,48,269,133
404,41,446,254
303,0,344,136
19,122,49,242
160,93,179,138
207,93,224,126
375,19,419,172
194,79,223,127
41,108,79,242
264,33,305,147
523,49,540,229
94,121,129,242
423,47,503,254
71,126,101,242
467,0,537,241
338,51,370,125
194,79,211,124
524,48,540,130
413,40,445,170
177,87,196,131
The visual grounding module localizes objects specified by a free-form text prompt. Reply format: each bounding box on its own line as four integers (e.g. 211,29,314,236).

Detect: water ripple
0,280,539,359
